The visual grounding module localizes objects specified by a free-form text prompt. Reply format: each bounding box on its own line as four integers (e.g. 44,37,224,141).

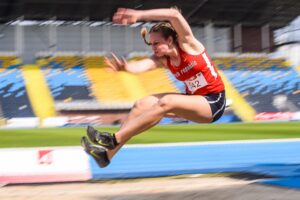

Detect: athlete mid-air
81,7,226,168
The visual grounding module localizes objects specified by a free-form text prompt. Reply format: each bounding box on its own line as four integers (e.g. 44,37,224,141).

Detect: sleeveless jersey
166,48,224,96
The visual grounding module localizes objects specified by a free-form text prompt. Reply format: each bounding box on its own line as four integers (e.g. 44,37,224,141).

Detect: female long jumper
81,7,226,168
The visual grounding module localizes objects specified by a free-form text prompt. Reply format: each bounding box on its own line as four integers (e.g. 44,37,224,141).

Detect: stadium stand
127,56,179,95
84,56,137,103
217,69,256,122
129,55,181,96
0,102,5,125
1,52,297,124
84,55,179,103
138,68,179,94
40,55,94,101
0,56,35,118
22,64,56,119
214,56,300,113
166,70,186,93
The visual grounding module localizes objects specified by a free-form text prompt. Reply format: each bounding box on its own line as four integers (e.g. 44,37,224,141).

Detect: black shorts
204,91,226,122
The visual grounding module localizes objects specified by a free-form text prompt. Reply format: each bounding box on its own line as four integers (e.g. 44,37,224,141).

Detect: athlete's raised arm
104,53,163,74
113,8,203,52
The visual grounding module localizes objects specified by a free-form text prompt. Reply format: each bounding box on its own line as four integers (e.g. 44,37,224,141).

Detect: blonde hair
140,22,178,45
140,6,181,45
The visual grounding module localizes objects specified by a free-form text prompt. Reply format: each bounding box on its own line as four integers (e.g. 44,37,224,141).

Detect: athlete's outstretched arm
113,8,202,49
104,53,162,73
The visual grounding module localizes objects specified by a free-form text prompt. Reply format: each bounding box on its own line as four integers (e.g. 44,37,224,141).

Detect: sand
1,176,300,200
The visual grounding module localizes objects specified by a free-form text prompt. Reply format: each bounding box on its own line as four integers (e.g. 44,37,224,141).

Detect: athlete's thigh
138,92,181,109
161,94,213,123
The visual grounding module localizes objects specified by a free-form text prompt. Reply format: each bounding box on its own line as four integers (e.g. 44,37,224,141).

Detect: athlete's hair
141,22,178,46
141,7,181,46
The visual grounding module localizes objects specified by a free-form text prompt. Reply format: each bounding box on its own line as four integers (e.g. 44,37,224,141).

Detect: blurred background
0,0,300,199
0,0,299,127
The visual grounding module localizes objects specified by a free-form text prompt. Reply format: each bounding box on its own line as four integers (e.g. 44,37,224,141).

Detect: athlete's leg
85,93,179,150
107,93,213,159
120,93,178,129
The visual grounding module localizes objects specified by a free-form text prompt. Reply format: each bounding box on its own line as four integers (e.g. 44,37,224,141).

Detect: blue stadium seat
0,63,35,118
42,59,94,101
216,57,300,112
166,70,186,93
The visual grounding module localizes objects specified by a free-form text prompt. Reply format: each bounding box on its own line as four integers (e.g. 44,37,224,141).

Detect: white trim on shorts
206,92,222,104
212,99,226,118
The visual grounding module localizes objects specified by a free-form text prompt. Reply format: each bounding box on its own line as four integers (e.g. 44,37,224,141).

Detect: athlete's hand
104,53,129,72
113,8,140,25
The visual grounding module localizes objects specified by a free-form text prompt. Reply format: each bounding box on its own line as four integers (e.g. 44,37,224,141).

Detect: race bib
184,72,208,93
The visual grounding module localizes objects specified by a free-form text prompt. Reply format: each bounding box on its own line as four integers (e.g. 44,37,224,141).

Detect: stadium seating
137,69,180,94
165,70,186,93
84,55,179,103
0,56,35,118
128,56,179,95
1,53,298,123
0,101,5,125
38,54,300,117
84,56,135,103
214,56,300,112
40,56,94,101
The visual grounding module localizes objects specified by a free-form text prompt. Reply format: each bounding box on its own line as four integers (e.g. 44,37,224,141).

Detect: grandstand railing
36,51,107,58
55,100,133,110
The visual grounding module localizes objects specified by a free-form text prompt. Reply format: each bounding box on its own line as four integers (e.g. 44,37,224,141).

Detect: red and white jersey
166,47,224,96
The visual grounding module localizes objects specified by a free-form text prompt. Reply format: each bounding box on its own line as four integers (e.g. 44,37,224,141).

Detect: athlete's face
149,32,172,57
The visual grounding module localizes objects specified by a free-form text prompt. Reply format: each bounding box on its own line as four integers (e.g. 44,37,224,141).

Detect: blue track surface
260,177,300,189
89,140,300,189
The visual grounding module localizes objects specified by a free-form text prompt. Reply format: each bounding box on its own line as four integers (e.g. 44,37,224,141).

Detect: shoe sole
81,136,110,168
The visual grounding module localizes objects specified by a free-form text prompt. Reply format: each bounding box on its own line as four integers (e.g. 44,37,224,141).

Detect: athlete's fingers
113,8,127,24
111,53,126,70
113,15,127,25
117,8,127,13
104,59,116,71
128,18,136,24
114,8,137,25
121,18,128,25
113,14,122,24
121,57,127,64
111,53,122,67
117,8,127,17
121,57,128,70
106,54,124,71
104,57,118,71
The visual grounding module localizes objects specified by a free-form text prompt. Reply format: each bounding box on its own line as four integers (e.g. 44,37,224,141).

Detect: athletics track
90,139,300,189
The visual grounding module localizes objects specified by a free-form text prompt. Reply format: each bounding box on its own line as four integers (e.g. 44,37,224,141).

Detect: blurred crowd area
0,51,299,128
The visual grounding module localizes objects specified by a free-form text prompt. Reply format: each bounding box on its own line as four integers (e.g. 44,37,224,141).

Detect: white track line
125,138,300,148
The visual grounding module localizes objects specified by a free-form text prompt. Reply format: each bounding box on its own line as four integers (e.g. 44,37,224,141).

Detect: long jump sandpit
1,175,300,200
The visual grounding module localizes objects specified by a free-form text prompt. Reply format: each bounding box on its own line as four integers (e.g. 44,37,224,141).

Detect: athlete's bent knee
157,95,175,112
134,96,157,111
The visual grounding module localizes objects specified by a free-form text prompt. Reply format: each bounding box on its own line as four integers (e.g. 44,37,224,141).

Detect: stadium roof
0,0,299,28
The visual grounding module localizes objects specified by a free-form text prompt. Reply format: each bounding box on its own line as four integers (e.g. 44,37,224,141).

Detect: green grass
0,122,300,148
